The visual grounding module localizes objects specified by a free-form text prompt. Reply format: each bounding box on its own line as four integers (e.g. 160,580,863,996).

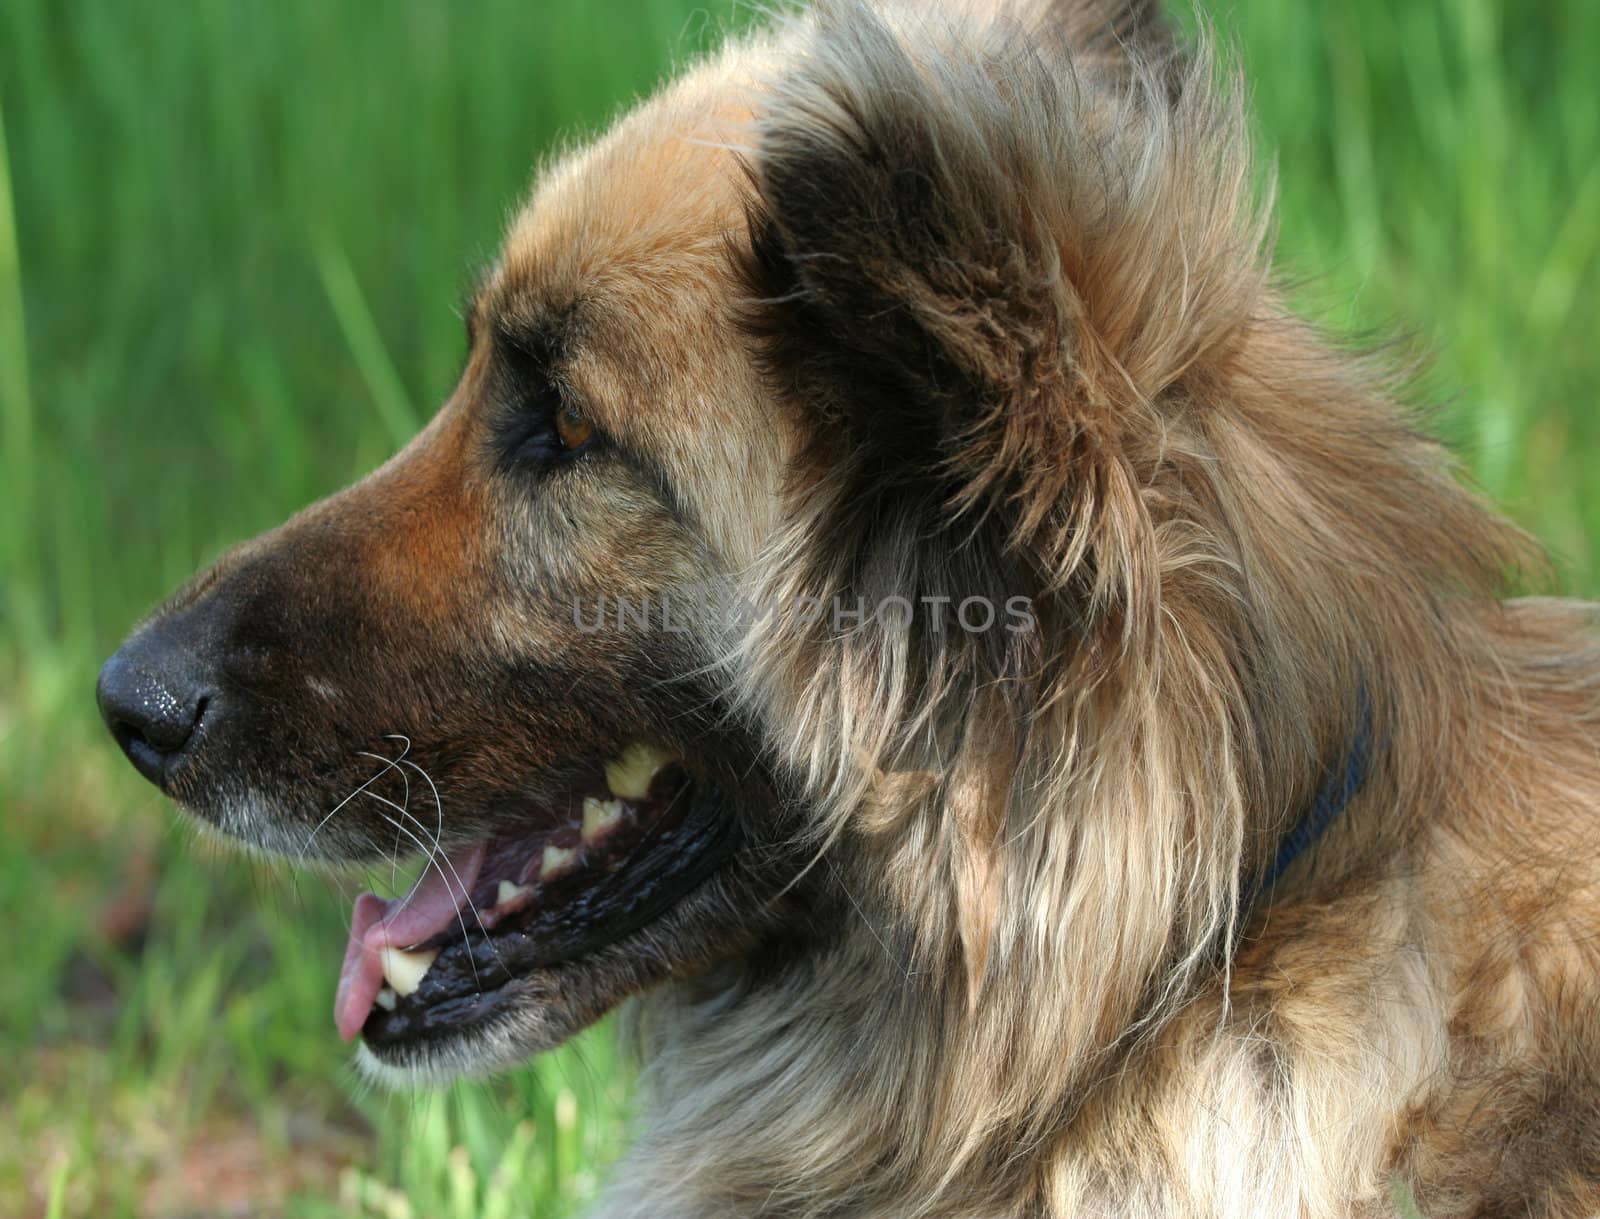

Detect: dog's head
96,41,806,1078
97,0,1520,1111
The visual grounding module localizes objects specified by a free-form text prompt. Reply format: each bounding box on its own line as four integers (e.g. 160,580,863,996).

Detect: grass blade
315,237,419,449
0,99,33,559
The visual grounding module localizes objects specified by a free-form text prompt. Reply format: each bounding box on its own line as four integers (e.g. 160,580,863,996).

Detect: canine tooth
374,987,398,1012
496,879,533,906
604,743,675,800
582,796,625,841
541,843,578,880
379,946,438,998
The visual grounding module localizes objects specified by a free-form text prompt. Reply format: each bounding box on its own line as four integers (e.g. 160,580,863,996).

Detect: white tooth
380,946,438,998
604,743,675,800
374,987,398,1011
540,843,578,880
582,796,625,841
496,879,533,906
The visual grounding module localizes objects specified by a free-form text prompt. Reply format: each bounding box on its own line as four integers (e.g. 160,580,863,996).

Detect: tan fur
472,4,1600,1216
120,0,1600,1213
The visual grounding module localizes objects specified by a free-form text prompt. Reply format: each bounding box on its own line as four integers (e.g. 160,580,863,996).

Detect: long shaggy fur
107,0,1600,1213
593,3,1600,1216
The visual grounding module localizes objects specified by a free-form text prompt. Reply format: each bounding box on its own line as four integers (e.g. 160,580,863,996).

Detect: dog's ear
928,0,1172,59
738,4,1264,988
1032,0,1175,68
741,0,1260,574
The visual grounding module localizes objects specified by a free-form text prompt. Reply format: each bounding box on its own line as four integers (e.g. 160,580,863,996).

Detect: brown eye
555,401,594,451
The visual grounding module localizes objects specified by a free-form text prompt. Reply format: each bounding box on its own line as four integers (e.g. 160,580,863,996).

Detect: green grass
1,1,1596,1215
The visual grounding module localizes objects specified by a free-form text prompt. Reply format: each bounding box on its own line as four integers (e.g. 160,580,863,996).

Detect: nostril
111,718,176,788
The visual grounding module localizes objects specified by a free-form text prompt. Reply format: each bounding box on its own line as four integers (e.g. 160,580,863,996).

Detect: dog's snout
97,630,215,789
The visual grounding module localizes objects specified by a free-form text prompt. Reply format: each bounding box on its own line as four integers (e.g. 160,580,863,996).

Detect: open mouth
335,742,735,1049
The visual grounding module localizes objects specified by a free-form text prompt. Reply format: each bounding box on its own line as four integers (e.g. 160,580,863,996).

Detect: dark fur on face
101,248,806,1074
98,1,1600,1214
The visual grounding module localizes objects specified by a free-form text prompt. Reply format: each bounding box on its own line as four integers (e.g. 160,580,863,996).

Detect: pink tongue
333,842,486,1041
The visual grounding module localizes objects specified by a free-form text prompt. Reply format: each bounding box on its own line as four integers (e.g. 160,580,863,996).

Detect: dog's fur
105,1,1600,1215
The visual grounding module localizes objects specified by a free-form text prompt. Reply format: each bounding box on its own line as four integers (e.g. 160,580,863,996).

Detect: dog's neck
1247,685,1376,904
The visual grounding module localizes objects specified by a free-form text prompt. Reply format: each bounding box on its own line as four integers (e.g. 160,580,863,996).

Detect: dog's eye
490,353,600,471
555,402,595,451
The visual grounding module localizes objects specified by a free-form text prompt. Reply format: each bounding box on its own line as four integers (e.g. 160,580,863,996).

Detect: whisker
359,789,487,993
397,756,514,981
296,735,413,869
355,747,412,895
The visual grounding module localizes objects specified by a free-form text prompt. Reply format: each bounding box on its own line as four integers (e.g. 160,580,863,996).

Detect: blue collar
1256,689,1374,896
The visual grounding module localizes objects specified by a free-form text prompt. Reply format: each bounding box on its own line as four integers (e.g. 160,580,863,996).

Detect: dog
96,1,1600,1214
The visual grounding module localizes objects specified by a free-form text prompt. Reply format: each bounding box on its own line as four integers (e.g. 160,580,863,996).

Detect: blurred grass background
0,1,1596,1216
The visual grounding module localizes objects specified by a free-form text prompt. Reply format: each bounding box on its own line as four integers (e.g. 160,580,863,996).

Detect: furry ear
735,1,1266,984
1025,0,1175,71
741,0,1263,576
924,1,1174,68
741,2,1075,503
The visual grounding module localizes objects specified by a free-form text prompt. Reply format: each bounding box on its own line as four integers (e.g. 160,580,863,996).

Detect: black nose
97,629,213,789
